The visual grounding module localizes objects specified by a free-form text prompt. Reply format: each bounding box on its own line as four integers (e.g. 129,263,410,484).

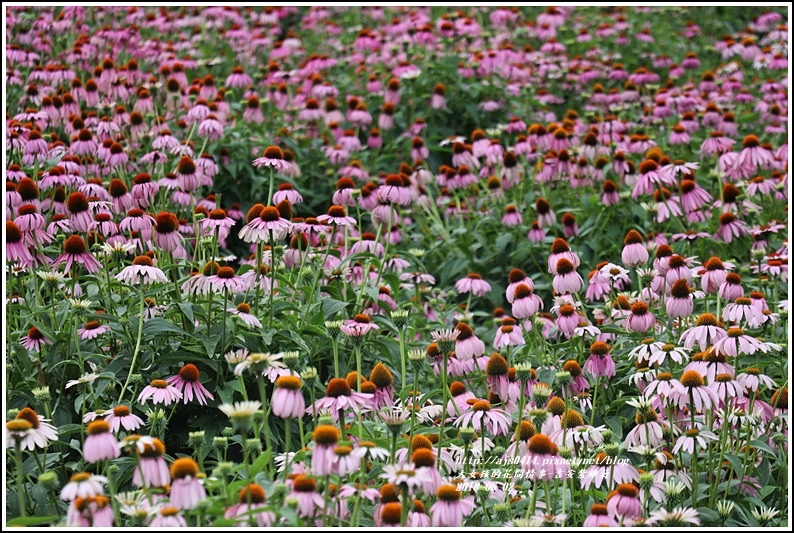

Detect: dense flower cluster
5,5,788,528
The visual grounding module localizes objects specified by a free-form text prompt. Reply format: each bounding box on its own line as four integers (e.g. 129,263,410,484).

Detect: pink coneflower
253,146,291,171
745,175,777,197
380,462,434,497
583,341,616,378
501,204,523,226
318,204,356,226
369,363,395,409
522,434,570,481
130,436,170,488
119,208,156,233
624,403,668,447
581,452,640,490
311,424,340,476
310,378,372,418
672,428,718,454
238,205,291,243
626,302,655,333
20,326,53,353
672,370,719,412
493,319,525,349
622,230,649,267
149,507,187,527
138,379,183,406
272,375,305,418
505,268,534,302
169,458,206,510
290,475,325,518
76,320,109,341
83,420,121,463
332,177,357,207
454,399,511,436
700,131,735,155
552,258,583,295
666,279,694,318
166,364,215,405
107,179,133,214
115,256,168,285
669,124,691,145
607,483,643,520
455,272,491,297
535,197,556,227
714,212,748,243
429,485,475,527
722,297,764,327
8,407,58,450
201,208,236,233
67,495,114,527
584,504,619,527
225,66,253,89
528,220,545,242
350,232,385,257
512,283,544,319
453,322,485,361
103,405,143,434
736,367,776,393
712,327,769,357
735,135,775,173
60,472,107,501
53,235,102,273
680,313,727,350
225,484,276,526
153,211,184,252
341,313,380,337
715,267,745,300
555,304,582,337
6,220,34,265
378,174,412,206
273,183,304,205
207,266,248,294
699,257,730,294
708,373,745,404
228,301,262,328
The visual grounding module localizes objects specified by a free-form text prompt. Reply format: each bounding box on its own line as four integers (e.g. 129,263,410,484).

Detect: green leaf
696,507,720,523
177,301,195,323
142,318,186,336
6,516,60,526
749,439,777,457
321,298,348,318
605,416,623,440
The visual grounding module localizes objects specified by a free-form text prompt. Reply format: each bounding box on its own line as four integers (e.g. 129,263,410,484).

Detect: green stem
118,287,146,404
438,352,449,464
257,376,273,473
14,440,26,517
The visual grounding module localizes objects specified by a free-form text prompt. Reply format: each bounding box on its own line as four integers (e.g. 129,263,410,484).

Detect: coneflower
53,234,102,273
83,421,121,463
622,230,648,267
169,457,206,510
429,485,475,527
224,484,275,526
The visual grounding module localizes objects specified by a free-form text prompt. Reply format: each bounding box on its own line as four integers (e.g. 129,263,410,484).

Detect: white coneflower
751,506,779,526
65,372,100,389
715,500,735,520
224,348,249,365
233,352,286,377
218,401,262,432
68,298,94,311
99,241,136,259
36,270,67,287
115,490,151,519
648,507,700,526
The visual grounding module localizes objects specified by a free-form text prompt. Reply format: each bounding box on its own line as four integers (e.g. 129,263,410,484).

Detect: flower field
4,5,790,528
